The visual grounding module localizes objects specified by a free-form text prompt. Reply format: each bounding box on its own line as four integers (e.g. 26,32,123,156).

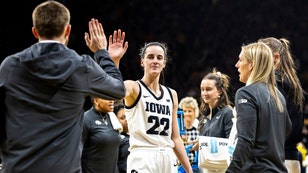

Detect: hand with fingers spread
84,18,107,53
108,29,129,68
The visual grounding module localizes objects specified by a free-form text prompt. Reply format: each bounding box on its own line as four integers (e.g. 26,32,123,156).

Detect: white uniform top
125,80,175,151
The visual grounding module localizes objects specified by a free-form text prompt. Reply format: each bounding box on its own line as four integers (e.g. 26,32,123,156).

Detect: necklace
99,112,108,125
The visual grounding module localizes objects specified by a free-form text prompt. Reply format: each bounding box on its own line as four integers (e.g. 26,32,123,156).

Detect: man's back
0,42,125,172
0,1,127,172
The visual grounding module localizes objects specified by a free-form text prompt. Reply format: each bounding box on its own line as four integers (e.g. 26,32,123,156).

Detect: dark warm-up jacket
199,106,233,138
226,83,292,173
0,42,125,173
81,108,121,173
276,70,305,160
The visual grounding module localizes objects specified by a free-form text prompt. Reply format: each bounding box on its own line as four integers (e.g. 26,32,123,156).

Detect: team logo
238,98,247,104
95,120,102,125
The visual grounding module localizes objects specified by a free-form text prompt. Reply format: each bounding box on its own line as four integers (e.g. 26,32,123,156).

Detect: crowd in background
1,0,307,99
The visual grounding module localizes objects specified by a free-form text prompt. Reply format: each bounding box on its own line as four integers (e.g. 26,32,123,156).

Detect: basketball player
123,42,193,173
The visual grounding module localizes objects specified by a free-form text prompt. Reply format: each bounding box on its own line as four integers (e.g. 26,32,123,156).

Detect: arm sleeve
223,107,234,138
85,49,126,100
226,89,257,172
81,115,90,145
0,86,5,145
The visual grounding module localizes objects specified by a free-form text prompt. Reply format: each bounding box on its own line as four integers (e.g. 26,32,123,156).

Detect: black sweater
276,71,304,160
0,42,125,173
226,83,292,173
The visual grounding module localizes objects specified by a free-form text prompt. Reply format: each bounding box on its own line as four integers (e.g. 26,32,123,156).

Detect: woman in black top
81,98,122,173
198,69,233,139
226,42,292,173
192,68,234,173
259,37,305,173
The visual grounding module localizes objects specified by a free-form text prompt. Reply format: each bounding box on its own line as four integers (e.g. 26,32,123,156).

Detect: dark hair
139,42,169,85
113,100,124,115
198,68,233,131
199,68,232,115
139,42,168,61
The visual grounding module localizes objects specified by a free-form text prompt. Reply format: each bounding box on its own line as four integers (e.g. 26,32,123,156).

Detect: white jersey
125,80,175,150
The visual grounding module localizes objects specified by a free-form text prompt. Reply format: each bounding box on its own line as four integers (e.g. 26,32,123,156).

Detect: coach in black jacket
226,42,292,173
0,1,127,173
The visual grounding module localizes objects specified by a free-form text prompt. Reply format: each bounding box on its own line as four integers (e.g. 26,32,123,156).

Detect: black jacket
276,71,304,160
199,106,233,138
118,133,130,173
81,108,121,173
226,83,292,173
0,42,125,173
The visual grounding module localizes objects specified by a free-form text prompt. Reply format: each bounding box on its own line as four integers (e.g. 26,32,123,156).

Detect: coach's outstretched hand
84,18,107,53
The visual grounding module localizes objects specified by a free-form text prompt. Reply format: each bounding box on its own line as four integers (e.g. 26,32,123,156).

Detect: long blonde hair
241,42,284,112
258,37,304,111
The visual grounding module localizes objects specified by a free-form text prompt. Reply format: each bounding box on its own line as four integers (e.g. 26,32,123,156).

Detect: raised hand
108,29,128,67
84,18,107,53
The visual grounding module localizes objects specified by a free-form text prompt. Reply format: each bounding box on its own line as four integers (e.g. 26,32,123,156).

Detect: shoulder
84,108,96,120
124,80,139,90
235,84,267,107
1,50,25,68
235,84,259,98
163,86,177,98
224,105,233,112
124,80,140,107
221,106,234,120
168,87,177,95
163,86,178,105
82,109,97,130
